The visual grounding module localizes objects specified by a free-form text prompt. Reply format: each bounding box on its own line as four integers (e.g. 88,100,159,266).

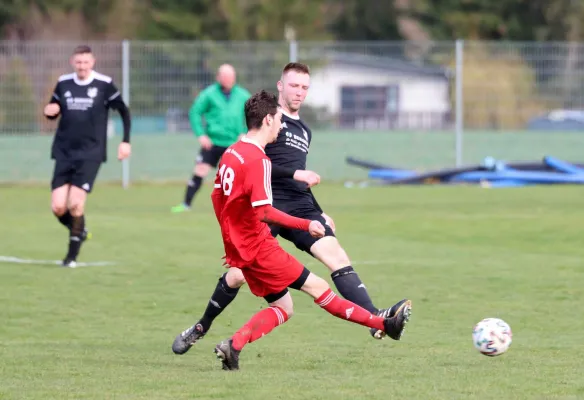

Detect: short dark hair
73,45,92,55
282,62,310,75
245,90,279,130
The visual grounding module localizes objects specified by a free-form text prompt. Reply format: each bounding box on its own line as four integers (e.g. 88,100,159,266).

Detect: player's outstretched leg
172,268,244,355
310,237,408,339
215,291,293,371
302,271,412,341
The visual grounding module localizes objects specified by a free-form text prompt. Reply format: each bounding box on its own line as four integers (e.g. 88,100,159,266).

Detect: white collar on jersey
280,108,300,120
74,71,95,86
241,136,265,153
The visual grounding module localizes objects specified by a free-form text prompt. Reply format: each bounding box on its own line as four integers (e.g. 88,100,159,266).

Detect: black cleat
172,323,206,355
214,339,240,371
370,298,411,339
382,299,412,340
62,230,90,268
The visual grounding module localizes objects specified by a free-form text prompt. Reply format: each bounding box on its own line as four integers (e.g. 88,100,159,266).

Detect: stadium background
1,40,584,185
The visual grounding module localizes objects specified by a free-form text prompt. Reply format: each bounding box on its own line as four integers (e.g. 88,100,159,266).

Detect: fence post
289,40,298,62
122,39,131,189
455,39,464,167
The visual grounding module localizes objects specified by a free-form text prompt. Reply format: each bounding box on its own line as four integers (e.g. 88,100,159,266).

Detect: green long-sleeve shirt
188,83,251,147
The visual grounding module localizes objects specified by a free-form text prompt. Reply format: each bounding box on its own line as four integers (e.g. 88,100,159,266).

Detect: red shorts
238,239,305,298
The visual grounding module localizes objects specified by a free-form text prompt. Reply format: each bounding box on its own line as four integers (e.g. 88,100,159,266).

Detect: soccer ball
472,318,512,356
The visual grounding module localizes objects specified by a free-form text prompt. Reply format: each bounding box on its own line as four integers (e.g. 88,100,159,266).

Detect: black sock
66,215,85,260
331,266,378,314
199,272,240,331
184,175,203,207
56,211,72,230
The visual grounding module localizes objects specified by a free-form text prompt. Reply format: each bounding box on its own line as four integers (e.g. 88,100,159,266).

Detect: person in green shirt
172,64,251,213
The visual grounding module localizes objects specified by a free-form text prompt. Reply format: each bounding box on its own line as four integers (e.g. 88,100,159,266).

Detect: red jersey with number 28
211,137,276,268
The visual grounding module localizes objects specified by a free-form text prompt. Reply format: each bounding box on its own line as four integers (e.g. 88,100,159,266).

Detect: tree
327,1,401,40
0,56,37,133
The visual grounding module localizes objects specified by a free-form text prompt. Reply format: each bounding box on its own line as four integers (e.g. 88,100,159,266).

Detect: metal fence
1,40,584,184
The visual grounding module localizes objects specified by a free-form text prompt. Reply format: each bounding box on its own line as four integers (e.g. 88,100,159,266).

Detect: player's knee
301,273,331,299
279,304,294,318
312,242,351,272
328,251,351,271
51,203,67,216
68,198,86,216
194,163,211,177
225,267,246,288
69,203,84,217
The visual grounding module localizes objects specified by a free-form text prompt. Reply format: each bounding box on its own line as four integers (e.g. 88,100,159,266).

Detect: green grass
1,183,584,399
2,130,584,183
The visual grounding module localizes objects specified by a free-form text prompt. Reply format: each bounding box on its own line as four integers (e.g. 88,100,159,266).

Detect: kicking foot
381,299,412,341
370,299,411,339
172,323,206,355
171,204,190,213
214,339,240,371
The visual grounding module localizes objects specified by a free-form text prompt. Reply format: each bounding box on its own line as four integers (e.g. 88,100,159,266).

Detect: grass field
1,183,584,399
2,131,584,183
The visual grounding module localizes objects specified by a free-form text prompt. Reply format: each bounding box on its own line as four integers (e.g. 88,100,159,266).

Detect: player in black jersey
171,63,411,355
44,45,132,267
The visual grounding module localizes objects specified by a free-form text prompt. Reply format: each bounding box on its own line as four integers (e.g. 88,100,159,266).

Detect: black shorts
196,145,228,168
270,200,335,255
51,159,101,193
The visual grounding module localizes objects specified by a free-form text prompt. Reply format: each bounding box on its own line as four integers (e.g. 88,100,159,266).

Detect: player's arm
105,82,131,144
188,91,209,138
44,82,61,120
254,204,310,231
247,158,310,231
189,91,213,149
309,187,335,232
271,164,321,188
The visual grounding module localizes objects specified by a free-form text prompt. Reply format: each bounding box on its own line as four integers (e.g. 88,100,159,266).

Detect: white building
304,52,452,130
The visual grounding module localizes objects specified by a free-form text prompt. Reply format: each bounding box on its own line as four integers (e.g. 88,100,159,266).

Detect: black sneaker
382,299,412,340
172,323,206,355
370,299,410,339
214,339,240,371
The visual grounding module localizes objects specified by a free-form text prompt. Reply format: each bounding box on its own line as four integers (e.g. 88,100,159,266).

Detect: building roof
320,51,451,79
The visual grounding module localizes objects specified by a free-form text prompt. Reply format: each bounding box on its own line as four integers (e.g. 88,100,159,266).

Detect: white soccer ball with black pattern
472,318,512,356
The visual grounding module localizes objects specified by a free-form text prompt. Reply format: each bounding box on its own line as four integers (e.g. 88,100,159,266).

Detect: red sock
231,306,289,351
315,289,385,331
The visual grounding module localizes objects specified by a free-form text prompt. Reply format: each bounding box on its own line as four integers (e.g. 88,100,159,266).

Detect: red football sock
315,289,385,331
231,306,289,351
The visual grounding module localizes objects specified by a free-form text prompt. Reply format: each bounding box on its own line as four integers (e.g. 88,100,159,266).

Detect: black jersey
265,112,313,202
49,71,123,162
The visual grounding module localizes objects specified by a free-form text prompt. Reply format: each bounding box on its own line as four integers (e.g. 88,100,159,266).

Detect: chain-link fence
1,40,583,184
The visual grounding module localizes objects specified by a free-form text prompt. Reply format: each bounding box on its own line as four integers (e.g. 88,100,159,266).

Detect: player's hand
44,103,60,117
118,142,131,160
321,212,336,233
293,170,321,188
308,220,326,238
199,135,213,150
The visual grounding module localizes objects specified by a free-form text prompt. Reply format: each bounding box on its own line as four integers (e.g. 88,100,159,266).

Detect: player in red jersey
201,90,411,370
